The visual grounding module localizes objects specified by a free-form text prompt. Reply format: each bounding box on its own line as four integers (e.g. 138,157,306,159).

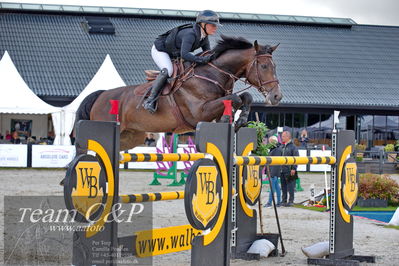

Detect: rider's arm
180,33,210,64
201,37,211,51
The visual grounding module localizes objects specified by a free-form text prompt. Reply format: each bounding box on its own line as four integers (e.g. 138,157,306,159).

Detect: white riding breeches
151,45,173,77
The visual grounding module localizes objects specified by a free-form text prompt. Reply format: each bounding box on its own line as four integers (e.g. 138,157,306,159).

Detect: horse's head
244,41,282,105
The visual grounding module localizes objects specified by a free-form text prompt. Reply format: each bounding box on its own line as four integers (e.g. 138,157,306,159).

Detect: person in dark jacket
264,136,282,208
299,129,309,148
143,10,221,113
280,131,299,206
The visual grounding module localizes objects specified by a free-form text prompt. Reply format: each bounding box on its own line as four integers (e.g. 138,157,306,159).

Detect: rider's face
205,23,218,35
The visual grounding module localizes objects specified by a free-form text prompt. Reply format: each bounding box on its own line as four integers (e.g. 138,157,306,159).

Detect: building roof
1,3,399,109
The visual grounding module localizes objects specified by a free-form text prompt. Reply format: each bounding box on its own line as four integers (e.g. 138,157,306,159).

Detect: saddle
134,59,194,97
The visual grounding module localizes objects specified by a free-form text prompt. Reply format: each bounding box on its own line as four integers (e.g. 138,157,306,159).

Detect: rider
143,10,221,113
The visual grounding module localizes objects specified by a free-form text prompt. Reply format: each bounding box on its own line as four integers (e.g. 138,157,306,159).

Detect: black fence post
27,143,32,168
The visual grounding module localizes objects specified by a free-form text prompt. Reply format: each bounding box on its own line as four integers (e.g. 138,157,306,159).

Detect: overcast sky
3,0,399,26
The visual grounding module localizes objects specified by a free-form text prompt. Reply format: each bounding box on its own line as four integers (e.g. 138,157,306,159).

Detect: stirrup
143,99,158,113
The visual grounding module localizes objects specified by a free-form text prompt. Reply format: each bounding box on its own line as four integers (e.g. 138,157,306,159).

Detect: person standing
10,131,21,144
144,133,157,147
264,136,282,208
280,131,299,206
299,129,309,148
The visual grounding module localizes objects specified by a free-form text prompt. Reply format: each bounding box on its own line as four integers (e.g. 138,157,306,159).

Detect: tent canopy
0,51,60,114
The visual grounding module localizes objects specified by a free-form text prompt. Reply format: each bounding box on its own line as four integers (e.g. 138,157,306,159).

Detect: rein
191,53,279,96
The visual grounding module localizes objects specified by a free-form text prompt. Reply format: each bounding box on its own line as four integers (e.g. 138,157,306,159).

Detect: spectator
299,129,309,148
47,131,55,144
27,137,36,144
5,130,11,140
280,131,299,206
144,133,156,147
10,131,21,144
264,136,282,208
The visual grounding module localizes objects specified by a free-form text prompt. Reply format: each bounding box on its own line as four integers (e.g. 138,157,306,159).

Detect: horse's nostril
274,93,282,101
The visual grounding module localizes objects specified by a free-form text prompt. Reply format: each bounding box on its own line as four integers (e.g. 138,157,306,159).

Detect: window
319,114,333,146
359,115,373,148
389,116,399,142
293,113,305,146
83,16,115,34
307,113,320,144
373,116,387,146
265,113,279,130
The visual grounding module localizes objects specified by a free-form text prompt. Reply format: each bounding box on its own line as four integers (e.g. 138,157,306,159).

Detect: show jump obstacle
64,120,375,266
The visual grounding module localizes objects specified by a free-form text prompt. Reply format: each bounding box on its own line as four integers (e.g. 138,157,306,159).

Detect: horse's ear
254,40,260,52
271,43,280,53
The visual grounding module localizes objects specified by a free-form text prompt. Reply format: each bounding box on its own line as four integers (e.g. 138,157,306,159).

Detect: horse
76,35,282,151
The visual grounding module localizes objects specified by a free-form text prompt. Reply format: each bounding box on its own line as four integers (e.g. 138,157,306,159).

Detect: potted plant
358,173,399,207
395,140,399,151
384,144,396,162
355,144,366,162
247,121,270,156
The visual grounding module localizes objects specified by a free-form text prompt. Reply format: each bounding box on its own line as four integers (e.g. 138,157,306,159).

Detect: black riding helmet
196,10,222,26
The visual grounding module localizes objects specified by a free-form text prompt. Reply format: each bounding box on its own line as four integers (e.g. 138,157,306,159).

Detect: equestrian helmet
196,10,222,26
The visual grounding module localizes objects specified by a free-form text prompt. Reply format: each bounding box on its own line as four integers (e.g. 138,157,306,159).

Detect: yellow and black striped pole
120,153,206,164
234,156,336,166
119,191,185,203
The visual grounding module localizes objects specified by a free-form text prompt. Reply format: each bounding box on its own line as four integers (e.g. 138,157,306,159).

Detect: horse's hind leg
120,130,146,151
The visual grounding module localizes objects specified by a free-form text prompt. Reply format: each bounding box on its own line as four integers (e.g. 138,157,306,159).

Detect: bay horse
76,35,282,150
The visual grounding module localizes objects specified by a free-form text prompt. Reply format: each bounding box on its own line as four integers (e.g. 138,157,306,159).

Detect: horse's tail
59,90,106,187
75,90,105,123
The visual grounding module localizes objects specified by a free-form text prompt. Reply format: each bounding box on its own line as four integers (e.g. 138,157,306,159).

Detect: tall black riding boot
143,68,169,113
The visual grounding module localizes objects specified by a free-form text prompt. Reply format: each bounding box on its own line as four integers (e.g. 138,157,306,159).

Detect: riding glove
196,55,212,64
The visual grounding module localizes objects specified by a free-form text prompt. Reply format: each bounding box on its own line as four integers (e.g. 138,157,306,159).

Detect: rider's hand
196,55,212,64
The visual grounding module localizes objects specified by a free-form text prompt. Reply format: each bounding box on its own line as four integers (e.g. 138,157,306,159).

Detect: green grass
293,204,327,212
0,167,67,171
294,204,398,212
384,225,399,230
352,206,398,211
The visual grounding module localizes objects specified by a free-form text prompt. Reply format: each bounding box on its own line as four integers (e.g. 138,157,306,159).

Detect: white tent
0,51,61,141
0,51,60,114
59,54,126,145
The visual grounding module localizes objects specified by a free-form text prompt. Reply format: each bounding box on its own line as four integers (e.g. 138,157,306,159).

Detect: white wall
0,114,49,139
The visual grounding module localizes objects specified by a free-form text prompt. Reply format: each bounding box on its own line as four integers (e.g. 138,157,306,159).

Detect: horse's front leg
198,94,243,122
235,92,253,130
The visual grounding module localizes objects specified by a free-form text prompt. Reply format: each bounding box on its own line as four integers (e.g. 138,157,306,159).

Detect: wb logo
250,166,259,188
244,165,261,205
72,161,103,199
192,166,220,228
199,172,216,204
78,167,99,198
347,167,356,191
343,162,358,209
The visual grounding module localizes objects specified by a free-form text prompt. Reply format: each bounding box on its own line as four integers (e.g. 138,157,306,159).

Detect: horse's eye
261,64,268,69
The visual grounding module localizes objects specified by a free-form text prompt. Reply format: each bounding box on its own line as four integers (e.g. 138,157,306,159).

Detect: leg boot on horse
143,68,169,113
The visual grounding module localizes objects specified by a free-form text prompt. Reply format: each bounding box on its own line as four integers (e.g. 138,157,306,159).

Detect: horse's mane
212,35,274,58
212,35,253,58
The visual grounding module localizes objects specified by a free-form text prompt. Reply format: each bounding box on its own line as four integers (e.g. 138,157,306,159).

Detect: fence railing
355,150,399,174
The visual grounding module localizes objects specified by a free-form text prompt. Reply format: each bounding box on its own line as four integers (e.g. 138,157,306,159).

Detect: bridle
243,54,279,97
192,53,279,96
